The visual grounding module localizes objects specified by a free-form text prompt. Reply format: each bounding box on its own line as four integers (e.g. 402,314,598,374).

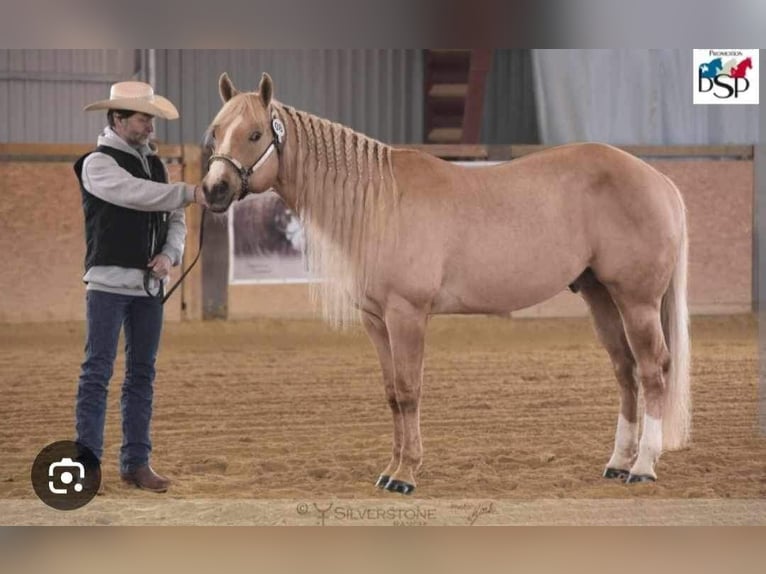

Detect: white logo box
693,49,759,105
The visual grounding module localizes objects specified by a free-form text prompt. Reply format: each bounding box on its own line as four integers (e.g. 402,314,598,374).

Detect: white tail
660,196,691,450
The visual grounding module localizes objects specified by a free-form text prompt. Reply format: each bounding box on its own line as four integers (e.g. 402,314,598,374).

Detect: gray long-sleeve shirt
81,127,197,296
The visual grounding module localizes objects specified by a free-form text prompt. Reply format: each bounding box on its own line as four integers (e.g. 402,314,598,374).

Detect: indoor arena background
0,49,763,525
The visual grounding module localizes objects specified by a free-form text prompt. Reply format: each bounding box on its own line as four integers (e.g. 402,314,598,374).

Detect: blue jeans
75,290,163,474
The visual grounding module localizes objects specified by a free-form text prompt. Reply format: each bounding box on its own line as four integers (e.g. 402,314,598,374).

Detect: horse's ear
258,73,273,108
219,72,240,103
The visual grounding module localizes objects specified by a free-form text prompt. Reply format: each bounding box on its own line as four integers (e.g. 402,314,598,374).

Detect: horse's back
379,143,684,314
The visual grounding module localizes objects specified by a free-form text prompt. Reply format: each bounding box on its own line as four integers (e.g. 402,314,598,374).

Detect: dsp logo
693,49,759,105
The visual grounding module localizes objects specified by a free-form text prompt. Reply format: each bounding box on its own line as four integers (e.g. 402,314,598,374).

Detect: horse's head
202,72,284,213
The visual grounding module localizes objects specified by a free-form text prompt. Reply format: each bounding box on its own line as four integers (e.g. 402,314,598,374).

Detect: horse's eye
250,131,262,142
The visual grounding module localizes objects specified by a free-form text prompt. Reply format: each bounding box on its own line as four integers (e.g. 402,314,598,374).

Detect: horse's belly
431,247,589,315
431,277,572,315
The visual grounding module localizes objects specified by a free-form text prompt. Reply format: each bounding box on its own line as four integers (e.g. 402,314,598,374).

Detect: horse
731,57,752,78
721,58,738,76
699,58,723,78
202,72,691,495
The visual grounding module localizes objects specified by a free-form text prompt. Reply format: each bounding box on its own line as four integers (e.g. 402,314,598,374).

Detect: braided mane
274,101,400,327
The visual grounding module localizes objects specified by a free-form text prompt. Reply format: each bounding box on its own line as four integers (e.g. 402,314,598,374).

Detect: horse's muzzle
203,181,235,213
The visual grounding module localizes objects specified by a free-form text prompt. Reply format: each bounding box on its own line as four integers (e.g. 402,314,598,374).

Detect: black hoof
384,479,415,495
375,475,390,488
603,467,630,480
626,473,656,484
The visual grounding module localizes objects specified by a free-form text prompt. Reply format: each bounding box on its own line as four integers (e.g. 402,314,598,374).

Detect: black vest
74,145,169,272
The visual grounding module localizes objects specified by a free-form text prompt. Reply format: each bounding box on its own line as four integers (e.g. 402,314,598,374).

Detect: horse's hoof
384,479,415,495
603,467,630,480
375,475,390,488
626,473,656,484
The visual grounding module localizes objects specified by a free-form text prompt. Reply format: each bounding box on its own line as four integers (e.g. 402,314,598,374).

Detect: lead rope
145,207,206,305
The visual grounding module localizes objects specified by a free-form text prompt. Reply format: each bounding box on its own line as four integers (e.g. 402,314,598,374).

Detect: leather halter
207,113,285,200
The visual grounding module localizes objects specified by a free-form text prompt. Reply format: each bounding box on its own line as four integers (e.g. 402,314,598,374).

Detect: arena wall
0,144,188,323
515,157,753,318
0,145,754,324
230,151,755,320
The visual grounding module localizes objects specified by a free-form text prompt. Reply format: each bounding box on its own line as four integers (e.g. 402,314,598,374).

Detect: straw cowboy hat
83,81,179,120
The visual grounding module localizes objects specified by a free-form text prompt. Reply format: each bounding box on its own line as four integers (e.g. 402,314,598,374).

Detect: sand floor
0,314,763,524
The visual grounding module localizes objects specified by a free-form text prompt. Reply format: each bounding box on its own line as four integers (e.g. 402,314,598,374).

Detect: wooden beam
617,145,753,159
179,144,204,321
461,49,493,144
399,144,489,160
0,142,184,161
506,144,753,160
398,144,754,162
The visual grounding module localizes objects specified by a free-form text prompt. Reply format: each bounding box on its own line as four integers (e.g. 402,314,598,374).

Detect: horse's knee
396,395,420,414
383,382,400,411
394,381,420,412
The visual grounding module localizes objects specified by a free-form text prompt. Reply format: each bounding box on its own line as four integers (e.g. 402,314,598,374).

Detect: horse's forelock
209,93,267,136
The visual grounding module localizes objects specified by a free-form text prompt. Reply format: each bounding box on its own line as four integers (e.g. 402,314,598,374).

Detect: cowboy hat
83,81,179,120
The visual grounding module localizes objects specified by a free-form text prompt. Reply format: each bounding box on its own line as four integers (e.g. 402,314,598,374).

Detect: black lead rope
143,208,206,305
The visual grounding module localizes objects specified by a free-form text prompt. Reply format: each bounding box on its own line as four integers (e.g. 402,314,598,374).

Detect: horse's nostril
211,182,229,199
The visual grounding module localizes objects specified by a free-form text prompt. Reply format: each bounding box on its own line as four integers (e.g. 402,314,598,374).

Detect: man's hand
194,185,208,207
148,253,172,279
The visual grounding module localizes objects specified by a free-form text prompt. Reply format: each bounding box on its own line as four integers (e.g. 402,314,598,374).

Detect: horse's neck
274,108,354,215
272,109,303,212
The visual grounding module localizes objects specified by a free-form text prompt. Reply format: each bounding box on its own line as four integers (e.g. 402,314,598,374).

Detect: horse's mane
208,96,395,327
272,101,399,327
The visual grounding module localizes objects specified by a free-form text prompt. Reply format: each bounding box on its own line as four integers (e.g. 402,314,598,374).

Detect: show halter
207,111,285,201
148,111,286,304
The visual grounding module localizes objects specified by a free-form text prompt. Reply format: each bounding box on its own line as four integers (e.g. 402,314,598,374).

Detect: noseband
208,114,285,200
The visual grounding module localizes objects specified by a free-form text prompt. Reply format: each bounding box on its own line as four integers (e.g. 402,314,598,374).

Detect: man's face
114,112,155,147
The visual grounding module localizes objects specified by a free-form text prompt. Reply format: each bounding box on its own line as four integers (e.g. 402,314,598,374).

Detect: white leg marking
606,414,638,470
631,414,663,478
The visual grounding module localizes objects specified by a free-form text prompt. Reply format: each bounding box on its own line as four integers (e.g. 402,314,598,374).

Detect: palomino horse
202,73,691,495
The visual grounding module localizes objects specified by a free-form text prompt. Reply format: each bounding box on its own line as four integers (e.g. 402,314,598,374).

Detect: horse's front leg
361,310,402,489
381,298,427,495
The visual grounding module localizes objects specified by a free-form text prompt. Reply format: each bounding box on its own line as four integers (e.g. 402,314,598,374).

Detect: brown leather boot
120,465,171,493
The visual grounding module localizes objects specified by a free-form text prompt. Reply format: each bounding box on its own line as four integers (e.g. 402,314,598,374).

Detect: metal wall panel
481,49,540,144
154,49,424,145
1,49,423,145
0,49,136,143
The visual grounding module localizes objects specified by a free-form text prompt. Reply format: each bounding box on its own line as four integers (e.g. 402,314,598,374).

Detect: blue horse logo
699,58,723,79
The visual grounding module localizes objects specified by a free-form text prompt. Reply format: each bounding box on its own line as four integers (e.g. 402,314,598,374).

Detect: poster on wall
228,191,311,284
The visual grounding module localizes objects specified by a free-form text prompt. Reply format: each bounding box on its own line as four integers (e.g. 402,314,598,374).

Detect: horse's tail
660,182,691,451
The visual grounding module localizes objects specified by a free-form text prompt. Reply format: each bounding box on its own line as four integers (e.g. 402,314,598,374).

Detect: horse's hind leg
613,298,670,483
579,275,639,480
361,310,402,489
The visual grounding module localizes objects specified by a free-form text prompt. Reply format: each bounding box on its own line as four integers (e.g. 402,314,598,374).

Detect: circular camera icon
31,441,101,510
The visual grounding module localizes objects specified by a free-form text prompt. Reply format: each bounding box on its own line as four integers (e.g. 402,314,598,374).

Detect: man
73,81,206,493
